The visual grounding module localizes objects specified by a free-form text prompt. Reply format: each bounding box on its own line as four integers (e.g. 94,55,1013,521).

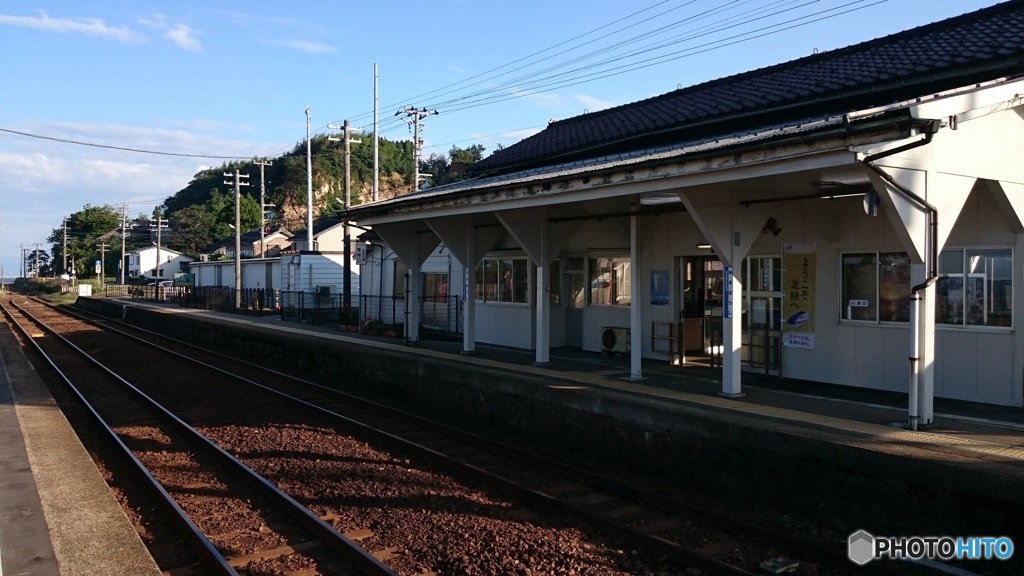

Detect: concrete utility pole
97,242,108,286
224,169,250,309
34,243,40,278
373,63,379,202
305,106,314,251
329,120,362,312
254,158,273,257
151,217,168,281
119,204,128,284
396,106,438,193
62,217,68,274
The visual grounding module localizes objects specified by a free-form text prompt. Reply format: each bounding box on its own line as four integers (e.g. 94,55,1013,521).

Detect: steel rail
8,297,398,576
0,297,238,576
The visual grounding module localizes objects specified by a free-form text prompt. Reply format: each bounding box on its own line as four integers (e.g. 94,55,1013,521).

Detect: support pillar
629,214,643,380
535,222,550,365
406,265,420,342
721,267,743,397
463,228,476,354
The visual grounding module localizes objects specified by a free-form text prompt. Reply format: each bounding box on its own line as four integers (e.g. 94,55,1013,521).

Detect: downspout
860,120,941,430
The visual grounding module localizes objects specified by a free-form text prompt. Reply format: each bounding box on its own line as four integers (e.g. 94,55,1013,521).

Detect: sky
0,0,999,278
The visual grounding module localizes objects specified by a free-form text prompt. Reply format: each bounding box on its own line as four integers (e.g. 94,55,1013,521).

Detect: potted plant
338,309,359,332
361,317,384,335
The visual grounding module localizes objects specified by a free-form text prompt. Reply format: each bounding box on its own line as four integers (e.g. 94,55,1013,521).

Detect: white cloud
573,94,616,113
0,10,143,42
264,39,336,53
138,15,201,51
164,24,201,52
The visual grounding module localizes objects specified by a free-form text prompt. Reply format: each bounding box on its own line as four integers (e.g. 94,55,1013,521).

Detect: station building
346,2,1024,422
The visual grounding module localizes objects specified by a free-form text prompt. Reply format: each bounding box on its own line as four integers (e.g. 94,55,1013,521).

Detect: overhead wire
2,1,890,161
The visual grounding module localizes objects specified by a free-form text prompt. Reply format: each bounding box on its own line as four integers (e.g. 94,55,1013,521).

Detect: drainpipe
860,120,940,430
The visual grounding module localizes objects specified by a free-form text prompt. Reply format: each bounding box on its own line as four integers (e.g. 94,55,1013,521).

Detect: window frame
838,250,912,324
475,254,530,305
587,255,632,307
935,246,1013,331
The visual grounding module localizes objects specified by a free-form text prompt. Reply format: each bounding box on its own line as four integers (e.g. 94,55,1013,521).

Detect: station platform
0,313,161,575
117,299,1024,474
5,295,1024,574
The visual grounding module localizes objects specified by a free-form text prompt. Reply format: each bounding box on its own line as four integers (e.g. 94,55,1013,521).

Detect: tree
47,204,121,278
419,144,486,187
168,204,217,257
24,248,51,277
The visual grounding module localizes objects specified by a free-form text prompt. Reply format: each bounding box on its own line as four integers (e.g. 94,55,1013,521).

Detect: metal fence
357,295,461,335
103,284,457,332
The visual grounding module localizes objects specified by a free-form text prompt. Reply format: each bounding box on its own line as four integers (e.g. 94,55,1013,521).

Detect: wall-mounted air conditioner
601,327,630,354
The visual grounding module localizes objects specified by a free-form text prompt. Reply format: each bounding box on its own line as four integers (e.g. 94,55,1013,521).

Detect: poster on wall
650,270,669,305
783,243,816,349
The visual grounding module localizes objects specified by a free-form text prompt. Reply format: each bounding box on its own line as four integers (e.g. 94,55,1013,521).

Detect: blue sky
0,0,997,277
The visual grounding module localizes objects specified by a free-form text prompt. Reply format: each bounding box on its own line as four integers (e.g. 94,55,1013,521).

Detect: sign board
783,243,817,349
77,284,92,297
723,266,733,318
355,244,367,265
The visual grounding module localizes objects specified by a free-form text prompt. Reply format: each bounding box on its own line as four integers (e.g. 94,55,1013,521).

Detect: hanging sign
783,243,816,349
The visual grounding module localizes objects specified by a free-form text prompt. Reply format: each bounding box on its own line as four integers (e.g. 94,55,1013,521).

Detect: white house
127,246,194,282
346,2,1024,421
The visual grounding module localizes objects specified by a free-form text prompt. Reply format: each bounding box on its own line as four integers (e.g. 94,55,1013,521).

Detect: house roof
291,217,344,238
470,1,1024,176
201,227,291,253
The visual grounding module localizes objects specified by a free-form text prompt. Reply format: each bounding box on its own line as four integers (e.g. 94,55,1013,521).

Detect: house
200,227,293,260
346,1,1024,421
126,246,194,282
287,218,356,253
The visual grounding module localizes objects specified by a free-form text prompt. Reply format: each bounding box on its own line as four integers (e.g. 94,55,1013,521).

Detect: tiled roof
471,1,1024,175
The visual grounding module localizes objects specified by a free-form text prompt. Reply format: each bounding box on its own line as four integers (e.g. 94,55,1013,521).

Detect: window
841,251,911,322
393,260,407,295
742,256,782,331
475,256,528,303
548,260,561,306
589,256,631,306
423,273,448,302
936,248,1012,328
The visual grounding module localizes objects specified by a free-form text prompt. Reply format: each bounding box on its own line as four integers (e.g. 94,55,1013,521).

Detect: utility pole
34,243,40,278
151,217,168,281
62,217,68,274
97,242,108,286
224,169,250,309
396,106,438,193
328,120,362,312
254,158,273,257
373,63,379,202
305,106,314,251
119,204,128,284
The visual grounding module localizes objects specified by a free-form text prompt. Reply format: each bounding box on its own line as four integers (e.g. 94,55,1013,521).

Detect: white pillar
407,265,420,342
919,266,936,425
535,222,550,365
721,267,743,397
463,229,476,354
629,214,643,380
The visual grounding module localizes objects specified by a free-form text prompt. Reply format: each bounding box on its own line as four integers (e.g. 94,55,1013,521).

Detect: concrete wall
75,296,1024,538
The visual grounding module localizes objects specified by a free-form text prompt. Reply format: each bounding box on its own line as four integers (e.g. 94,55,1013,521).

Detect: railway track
5,296,930,575
2,297,394,576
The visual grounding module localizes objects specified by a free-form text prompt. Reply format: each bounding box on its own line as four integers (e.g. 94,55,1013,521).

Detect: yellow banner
783,243,816,341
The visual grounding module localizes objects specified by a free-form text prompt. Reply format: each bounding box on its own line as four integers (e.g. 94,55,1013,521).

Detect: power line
0,128,254,159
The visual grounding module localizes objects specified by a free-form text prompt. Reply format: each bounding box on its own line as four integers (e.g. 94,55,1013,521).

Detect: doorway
564,256,585,347
678,255,724,359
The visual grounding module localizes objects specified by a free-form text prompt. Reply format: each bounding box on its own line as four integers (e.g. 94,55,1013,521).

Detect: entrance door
564,256,585,347
678,255,723,357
